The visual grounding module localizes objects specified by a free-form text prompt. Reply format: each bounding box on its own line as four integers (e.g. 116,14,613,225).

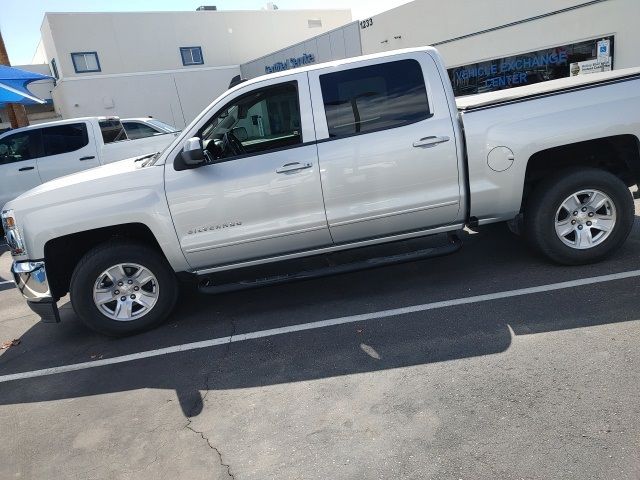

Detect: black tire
70,241,178,336
524,167,634,265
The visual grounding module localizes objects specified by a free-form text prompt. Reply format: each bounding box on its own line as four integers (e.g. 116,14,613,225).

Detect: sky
0,0,414,65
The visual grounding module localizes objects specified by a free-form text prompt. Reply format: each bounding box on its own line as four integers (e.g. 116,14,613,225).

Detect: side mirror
174,137,207,171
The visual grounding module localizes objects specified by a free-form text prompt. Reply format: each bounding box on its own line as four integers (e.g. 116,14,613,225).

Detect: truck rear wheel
70,241,178,336
524,167,634,265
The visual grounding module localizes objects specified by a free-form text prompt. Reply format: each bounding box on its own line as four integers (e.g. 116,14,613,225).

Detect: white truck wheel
70,241,178,336
524,167,634,265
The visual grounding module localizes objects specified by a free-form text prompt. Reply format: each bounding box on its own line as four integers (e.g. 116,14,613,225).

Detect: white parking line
1,268,640,383
0,280,14,286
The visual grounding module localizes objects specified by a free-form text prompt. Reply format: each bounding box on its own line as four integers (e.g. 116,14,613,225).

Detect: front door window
0,131,39,165
200,82,302,161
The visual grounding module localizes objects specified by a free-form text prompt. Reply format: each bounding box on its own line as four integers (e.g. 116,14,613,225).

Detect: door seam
306,71,335,244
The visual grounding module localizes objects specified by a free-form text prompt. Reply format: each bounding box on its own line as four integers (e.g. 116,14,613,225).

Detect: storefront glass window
448,36,614,97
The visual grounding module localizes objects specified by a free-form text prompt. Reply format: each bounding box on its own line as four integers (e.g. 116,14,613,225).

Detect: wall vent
308,19,322,28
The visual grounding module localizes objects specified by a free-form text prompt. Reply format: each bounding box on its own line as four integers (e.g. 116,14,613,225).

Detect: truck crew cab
4,47,640,335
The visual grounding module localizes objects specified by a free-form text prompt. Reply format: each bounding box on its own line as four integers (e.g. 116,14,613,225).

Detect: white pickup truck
4,47,640,335
0,116,178,209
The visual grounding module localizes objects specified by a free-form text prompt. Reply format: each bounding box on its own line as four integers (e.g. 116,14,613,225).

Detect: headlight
1,210,27,256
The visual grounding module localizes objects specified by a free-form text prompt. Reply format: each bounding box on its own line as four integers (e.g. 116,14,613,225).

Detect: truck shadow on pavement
1,222,640,417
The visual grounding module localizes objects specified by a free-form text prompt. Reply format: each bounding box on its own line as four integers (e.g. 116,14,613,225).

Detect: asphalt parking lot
1,210,640,479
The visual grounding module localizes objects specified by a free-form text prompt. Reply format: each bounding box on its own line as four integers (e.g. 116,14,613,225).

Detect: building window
50,58,59,79
448,36,615,97
180,47,204,66
71,52,101,73
319,59,430,139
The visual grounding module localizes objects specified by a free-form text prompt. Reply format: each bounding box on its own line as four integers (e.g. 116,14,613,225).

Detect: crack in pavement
185,422,235,480
184,372,235,480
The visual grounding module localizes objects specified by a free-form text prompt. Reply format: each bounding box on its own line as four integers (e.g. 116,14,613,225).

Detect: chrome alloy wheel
554,189,617,250
92,263,159,321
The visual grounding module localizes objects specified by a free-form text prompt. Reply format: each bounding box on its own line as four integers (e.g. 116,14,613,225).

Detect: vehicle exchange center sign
265,53,316,74
454,51,569,89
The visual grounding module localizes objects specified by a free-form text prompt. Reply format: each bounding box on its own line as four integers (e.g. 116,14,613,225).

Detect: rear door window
319,59,430,139
41,123,89,156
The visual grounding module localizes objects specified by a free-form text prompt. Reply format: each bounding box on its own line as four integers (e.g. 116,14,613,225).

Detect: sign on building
570,57,612,76
447,36,615,96
597,39,611,60
265,53,316,74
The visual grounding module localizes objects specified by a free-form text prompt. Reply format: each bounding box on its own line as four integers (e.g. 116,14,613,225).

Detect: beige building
242,0,639,97
30,6,352,128
18,0,639,130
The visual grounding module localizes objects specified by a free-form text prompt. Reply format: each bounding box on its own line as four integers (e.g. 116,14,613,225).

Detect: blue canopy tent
0,65,52,106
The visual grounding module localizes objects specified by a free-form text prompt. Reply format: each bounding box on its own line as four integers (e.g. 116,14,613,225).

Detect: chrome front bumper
11,261,60,323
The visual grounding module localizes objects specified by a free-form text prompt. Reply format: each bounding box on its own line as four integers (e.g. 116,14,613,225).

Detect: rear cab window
122,122,160,139
319,59,430,139
99,119,129,144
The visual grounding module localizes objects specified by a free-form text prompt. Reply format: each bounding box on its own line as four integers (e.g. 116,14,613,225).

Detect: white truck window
319,59,430,139
200,81,302,160
99,119,129,144
147,119,178,133
41,123,89,156
122,122,159,139
0,131,39,165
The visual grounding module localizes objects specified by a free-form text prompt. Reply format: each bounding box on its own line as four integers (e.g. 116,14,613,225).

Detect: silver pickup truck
4,47,640,335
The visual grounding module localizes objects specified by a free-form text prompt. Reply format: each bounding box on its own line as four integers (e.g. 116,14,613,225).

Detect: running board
197,233,462,295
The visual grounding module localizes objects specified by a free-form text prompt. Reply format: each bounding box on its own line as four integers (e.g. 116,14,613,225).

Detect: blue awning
0,65,52,106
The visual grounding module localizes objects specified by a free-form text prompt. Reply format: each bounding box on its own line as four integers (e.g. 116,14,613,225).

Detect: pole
0,29,29,128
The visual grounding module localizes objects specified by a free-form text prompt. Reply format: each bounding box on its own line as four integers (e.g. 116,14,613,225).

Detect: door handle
276,162,312,174
18,166,34,171
413,136,450,148
79,156,96,161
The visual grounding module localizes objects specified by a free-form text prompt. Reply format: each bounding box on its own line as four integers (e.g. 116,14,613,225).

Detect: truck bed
456,66,640,112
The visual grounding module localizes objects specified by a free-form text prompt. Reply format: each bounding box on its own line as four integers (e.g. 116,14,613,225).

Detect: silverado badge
188,221,242,235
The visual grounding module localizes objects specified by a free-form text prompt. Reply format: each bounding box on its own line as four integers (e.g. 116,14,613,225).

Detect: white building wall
41,10,352,79
51,66,239,128
14,64,55,101
39,17,60,76
359,0,640,70
241,22,362,79
31,40,47,65
38,8,351,127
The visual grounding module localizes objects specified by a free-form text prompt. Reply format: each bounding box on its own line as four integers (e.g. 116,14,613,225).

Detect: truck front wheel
70,242,178,336
524,167,634,265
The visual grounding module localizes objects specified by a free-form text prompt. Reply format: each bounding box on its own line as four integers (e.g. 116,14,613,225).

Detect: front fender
7,163,190,273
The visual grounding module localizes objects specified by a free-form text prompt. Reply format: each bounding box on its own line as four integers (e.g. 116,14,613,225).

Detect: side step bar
197,232,462,295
